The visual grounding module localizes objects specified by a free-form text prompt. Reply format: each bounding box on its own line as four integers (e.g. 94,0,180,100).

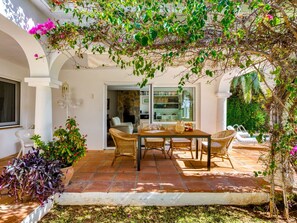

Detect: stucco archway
0,14,60,141
215,68,248,131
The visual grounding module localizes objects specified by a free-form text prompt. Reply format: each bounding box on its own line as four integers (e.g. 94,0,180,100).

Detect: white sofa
110,117,134,134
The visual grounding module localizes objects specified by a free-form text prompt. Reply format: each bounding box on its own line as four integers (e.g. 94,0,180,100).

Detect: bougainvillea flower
28,27,38,34
44,18,56,30
28,18,56,36
266,14,273,20
290,145,297,156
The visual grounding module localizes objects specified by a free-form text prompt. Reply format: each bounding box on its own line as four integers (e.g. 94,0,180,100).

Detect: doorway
106,85,149,147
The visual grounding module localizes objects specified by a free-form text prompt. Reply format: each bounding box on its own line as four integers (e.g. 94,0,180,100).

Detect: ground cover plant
40,204,297,223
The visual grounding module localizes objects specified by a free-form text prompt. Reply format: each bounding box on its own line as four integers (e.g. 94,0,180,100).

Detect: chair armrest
122,122,133,126
112,125,133,134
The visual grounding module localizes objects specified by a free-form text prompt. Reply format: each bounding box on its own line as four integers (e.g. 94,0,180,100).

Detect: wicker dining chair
109,128,138,166
168,138,194,159
200,129,236,168
143,138,166,159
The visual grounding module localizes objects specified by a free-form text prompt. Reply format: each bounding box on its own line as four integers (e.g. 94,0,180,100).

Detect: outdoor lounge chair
200,129,236,168
227,125,261,144
109,128,137,166
15,129,35,158
110,117,133,134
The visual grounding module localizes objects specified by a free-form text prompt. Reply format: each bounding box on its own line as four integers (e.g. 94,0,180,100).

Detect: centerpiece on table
33,117,87,186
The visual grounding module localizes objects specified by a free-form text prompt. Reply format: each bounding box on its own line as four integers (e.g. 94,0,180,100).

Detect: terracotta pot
60,165,74,186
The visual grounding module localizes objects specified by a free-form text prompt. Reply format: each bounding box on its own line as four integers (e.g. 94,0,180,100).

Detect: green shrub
227,96,268,132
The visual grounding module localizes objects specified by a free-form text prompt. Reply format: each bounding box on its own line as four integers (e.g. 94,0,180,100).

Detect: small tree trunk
269,148,276,217
281,153,290,220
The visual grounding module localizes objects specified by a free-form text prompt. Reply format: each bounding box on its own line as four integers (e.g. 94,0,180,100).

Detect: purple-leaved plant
0,149,64,204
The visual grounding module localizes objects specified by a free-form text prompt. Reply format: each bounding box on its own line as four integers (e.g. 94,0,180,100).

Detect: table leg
207,136,211,171
196,139,198,159
137,136,141,171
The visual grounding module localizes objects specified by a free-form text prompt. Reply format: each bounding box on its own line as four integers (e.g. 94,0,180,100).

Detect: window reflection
153,87,194,122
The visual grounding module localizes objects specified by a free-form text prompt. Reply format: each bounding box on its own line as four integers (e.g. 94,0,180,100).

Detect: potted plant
0,149,63,204
32,117,87,185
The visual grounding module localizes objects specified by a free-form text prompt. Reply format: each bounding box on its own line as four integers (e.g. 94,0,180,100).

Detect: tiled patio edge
55,192,269,206
21,198,54,223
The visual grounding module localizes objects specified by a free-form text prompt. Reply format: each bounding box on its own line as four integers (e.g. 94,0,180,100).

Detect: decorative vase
175,120,185,134
60,165,74,186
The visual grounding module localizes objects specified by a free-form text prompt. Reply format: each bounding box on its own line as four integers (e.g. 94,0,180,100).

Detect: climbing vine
29,0,297,219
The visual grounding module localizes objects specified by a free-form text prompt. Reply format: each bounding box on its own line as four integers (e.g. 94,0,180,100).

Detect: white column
25,77,61,142
216,92,232,132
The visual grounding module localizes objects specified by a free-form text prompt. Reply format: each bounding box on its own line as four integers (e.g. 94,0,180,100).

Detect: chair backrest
212,130,236,153
15,129,35,146
15,129,34,140
109,128,136,154
111,117,121,126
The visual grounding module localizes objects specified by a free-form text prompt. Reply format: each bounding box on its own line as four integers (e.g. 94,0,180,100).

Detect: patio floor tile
109,182,136,192
64,181,89,193
184,181,213,192
160,181,188,192
92,173,115,181
71,172,95,181
84,181,112,192
138,173,160,183
135,182,162,192
114,172,137,182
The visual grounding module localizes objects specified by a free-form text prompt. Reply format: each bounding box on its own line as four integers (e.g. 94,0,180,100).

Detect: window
0,78,20,127
153,87,194,122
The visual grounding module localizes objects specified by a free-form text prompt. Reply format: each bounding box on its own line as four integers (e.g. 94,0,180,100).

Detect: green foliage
231,71,264,104
227,96,268,132
32,117,87,168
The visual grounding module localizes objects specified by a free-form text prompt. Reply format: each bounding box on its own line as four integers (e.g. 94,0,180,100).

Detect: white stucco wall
0,58,35,158
0,0,47,31
52,66,217,150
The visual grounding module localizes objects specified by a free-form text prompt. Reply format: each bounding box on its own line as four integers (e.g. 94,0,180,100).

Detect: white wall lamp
57,81,82,118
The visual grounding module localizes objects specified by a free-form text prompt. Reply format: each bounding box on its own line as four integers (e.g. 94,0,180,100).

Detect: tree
231,71,265,104
31,0,297,219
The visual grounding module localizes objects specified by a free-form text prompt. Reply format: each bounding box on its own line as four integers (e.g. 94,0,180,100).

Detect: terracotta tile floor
0,146,270,222
66,146,270,193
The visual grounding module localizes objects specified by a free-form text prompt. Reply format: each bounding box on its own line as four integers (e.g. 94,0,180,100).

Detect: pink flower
118,38,123,43
34,53,39,58
40,29,48,35
290,146,297,156
28,18,56,36
44,18,56,30
266,14,273,20
28,27,37,34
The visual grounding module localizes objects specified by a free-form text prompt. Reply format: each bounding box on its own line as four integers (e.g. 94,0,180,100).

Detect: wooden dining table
137,129,211,171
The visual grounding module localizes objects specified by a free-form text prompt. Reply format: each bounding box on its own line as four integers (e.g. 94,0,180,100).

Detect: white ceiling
0,30,28,67
0,29,118,70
